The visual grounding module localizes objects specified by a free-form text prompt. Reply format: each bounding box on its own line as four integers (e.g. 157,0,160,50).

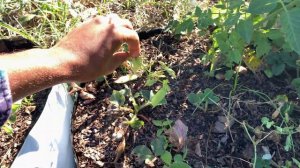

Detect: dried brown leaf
25,105,36,114
114,137,126,163
80,90,96,100
85,83,97,94
195,143,202,157
165,119,188,151
69,82,83,94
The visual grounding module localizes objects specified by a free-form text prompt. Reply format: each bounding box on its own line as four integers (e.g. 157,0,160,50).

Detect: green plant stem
233,61,242,93
138,102,151,112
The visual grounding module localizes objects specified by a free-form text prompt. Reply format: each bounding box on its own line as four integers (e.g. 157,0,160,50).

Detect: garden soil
72,33,300,168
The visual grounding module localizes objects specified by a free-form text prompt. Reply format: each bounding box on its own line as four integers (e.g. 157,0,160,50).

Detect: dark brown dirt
72,33,300,168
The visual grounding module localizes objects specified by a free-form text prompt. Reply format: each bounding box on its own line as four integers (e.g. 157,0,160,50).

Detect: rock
215,73,225,80
235,65,247,74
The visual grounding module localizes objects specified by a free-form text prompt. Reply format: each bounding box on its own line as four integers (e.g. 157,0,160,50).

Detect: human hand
52,14,140,82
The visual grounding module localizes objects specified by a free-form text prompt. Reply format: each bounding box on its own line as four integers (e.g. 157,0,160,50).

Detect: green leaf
202,88,220,104
187,93,203,106
284,133,293,151
248,0,278,14
271,63,285,76
197,10,213,29
110,90,125,106
145,78,157,86
170,161,191,168
19,14,37,23
267,29,283,40
11,103,21,113
152,119,173,127
280,8,300,55
194,6,202,17
132,145,154,161
140,90,154,101
264,69,273,78
236,19,253,44
127,115,144,129
228,31,244,64
128,57,144,73
253,32,271,57
292,158,300,167
291,78,300,94
151,80,170,108
161,151,172,166
0,21,39,45
157,128,164,136
224,13,241,27
228,49,243,64
159,61,176,78
228,0,243,9
151,136,167,156
175,18,194,35
225,70,234,80
188,89,219,107
296,60,300,67
2,124,13,135
261,117,274,129
173,154,184,162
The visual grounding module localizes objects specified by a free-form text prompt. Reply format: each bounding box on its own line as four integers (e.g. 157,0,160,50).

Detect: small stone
25,120,32,125
235,65,247,74
96,161,104,167
215,73,225,80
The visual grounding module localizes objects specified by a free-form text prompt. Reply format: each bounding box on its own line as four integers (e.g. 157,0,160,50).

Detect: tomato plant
169,0,300,94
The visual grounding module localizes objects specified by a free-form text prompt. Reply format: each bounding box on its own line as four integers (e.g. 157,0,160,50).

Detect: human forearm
0,14,140,102
0,48,71,101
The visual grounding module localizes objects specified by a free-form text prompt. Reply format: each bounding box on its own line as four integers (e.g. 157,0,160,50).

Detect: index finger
115,27,141,57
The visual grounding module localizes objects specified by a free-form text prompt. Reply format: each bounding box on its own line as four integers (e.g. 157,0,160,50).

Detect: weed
132,119,191,168
168,0,300,95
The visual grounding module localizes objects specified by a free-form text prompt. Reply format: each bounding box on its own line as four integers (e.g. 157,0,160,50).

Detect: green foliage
151,80,170,108
110,75,171,129
0,1,78,47
161,151,172,166
150,136,168,156
126,114,144,129
236,19,253,44
132,145,154,161
168,0,300,94
1,100,22,135
261,117,274,129
170,161,191,168
188,88,220,112
280,8,300,55
110,90,126,106
248,0,278,14
152,119,173,127
132,120,191,167
291,78,300,96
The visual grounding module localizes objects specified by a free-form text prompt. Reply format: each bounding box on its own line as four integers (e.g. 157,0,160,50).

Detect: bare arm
0,48,71,101
0,14,140,101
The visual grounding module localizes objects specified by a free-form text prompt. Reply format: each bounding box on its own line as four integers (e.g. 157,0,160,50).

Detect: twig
224,155,252,165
